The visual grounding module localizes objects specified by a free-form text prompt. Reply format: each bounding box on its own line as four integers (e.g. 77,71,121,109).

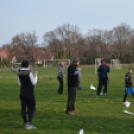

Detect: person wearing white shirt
18,60,38,129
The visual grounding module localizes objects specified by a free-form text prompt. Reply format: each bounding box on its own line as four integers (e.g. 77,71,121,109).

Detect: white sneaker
30,125,37,129
25,124,31,129
25,123,37,129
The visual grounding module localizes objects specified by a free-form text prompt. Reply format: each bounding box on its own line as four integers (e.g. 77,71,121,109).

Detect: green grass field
1,66,134,134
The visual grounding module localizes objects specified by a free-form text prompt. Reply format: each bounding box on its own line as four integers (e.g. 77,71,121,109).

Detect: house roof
0,47,51,61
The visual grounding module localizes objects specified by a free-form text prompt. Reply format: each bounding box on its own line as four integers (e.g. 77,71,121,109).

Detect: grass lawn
0,65,134,134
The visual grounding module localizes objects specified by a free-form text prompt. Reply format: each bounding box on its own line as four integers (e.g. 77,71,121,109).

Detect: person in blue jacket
95,60,110,96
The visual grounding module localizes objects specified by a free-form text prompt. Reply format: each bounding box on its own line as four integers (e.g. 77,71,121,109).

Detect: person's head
59,61,64,66
72,57,80,66
101,59,105,64
21,59,30,68
129,68,133,74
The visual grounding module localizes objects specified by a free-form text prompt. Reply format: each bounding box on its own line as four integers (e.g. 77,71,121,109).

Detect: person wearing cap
66,57,79,115
57,61,64,94
95,59,110,96
17,60,38,129
123,68,134,103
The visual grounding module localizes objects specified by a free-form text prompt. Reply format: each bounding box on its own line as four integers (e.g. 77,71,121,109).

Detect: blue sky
0,0,134,46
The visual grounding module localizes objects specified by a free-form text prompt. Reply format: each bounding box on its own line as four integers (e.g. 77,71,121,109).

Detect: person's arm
29,72,38,85
11,69,18,73
126,74,133,84
58,66,64,75
98,66,101,72
18,77,21,86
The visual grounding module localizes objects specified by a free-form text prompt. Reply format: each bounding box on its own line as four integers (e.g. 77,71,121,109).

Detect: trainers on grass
25,123,37,129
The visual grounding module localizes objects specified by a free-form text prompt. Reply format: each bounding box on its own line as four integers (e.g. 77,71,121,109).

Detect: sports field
0,65,134,134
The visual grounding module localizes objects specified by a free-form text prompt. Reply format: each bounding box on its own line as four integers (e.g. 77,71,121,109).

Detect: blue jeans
77,81,82,90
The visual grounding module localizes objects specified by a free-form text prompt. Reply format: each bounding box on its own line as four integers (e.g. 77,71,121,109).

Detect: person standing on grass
95,59,110,96
66,57,79,115
57,61,64,95
77,67,82,90
17,60,38,129
123,68,134,103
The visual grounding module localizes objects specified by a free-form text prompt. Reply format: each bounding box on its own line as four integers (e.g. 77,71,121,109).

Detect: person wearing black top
123,68,134,103
17,60,38,129
66,57,79,115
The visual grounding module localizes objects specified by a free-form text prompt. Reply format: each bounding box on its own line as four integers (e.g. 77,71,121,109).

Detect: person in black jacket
66,57,79,115
95,60,110,96
17,60,38,129
123,68,134,103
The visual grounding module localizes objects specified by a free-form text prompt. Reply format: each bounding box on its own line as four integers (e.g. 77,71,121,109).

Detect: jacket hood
102,62,107,66
17,70,31,76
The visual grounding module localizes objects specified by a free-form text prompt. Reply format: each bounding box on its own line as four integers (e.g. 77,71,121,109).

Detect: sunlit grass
0,66,134,134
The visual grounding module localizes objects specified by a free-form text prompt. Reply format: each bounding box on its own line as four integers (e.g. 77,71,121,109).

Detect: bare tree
19,31,37,62
112,23,132,57
87,29,100,55
43,24,82,58
9,32,38,62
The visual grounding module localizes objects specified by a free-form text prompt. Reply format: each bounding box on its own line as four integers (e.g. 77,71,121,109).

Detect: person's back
96,61,110,96
98,62,109,78
17,60,37,129
18,70,34,93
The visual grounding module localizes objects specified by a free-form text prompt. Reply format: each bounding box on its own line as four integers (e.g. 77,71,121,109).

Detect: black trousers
20,92,35,124
97,77,108,95
123,94,134,102
66,86,77,112
57,76,63,94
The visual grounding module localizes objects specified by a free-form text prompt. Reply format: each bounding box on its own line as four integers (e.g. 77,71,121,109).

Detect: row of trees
2,23,134,64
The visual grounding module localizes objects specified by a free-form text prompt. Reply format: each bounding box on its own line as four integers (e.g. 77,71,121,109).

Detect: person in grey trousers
57,61,64,94
77,67,82,90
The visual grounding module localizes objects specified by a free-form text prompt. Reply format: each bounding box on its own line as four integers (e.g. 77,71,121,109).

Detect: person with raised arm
17,60,38,129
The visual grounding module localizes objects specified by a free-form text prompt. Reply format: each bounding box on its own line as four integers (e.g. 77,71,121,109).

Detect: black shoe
57,91,63,95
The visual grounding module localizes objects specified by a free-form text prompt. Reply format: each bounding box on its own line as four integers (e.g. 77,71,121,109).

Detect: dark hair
21,59,30,68
129,68,133,71
101,59,104,64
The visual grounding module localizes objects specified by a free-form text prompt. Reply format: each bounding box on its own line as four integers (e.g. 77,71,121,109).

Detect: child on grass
17,60,38,129
57,61,64,94
123,68,134,103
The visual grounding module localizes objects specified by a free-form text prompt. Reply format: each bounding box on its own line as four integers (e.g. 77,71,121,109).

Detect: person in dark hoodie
57,61,64,94
123,68,134,103
66,57,79,115
95,59,110,96
17,60,38,129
